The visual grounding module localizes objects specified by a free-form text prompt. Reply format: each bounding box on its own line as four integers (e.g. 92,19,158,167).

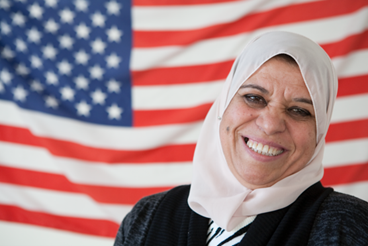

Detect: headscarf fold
188,31,338,231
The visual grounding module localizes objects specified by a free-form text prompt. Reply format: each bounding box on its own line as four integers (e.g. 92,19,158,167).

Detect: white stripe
333,49,368,78
0,183,131,222
131,7,368,70
0,100,202,149
0,142,192,187
0,221,114,246
133,80,222,110
331,94,368,123
323,138,368,167
133,0,321,30
332,181,368,202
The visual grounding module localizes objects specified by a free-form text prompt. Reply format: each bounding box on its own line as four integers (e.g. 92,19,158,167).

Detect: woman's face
220,57,316,190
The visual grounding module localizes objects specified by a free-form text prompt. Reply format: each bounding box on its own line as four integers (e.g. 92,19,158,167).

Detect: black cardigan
114,182,368,246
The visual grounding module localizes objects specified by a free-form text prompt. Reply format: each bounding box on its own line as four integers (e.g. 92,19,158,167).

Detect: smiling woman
114,32,368,246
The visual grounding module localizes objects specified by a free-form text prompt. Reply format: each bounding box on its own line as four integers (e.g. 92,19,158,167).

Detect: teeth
246,139,283,156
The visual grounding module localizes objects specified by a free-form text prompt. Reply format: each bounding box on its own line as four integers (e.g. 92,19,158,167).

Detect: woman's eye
244,94,267,108
288,107,311,118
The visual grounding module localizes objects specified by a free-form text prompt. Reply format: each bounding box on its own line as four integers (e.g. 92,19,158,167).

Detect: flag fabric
0,0,368,244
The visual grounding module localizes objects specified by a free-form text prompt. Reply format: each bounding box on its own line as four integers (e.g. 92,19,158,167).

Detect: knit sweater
114,183,368,246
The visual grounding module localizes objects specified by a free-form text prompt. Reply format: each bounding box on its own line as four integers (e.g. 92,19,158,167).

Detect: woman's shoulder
308,191,368,246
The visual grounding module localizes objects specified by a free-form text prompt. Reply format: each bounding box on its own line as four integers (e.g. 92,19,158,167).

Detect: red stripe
337,74,368,98
326,119,368,143
134,103,212,127
0,124,195,163
133,0,239,6
0,204,118,237
133,0,368,47
0,166,171,204
322,162,368,186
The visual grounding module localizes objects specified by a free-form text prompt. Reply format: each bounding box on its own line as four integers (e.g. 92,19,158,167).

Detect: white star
107,104,123,119
13,85,28,101
0,82,4,93
27,28,42,43
91,89,106,104
30,80,44,92
59,34,74,49
12,12,26,26
45,95,58,108
75,23,90,39
76,100,91,116
44,19,59,33
106,53,121,68
30,55,43,69
106,26,122,42
42,44,58,59
45,71,58,85
0,68,12,84
1,21,11,35
15,39,27,52
57,60,72,75
89,65,104,80
29,3,43,19
74,50,89,65
16,64,29,76
91,38,106,54
106,79,120,93
91,12,105,27
75,0,88,11
74,75,89,89
60,8,74,24
106,1,121,15
45,0,58,8
0,0,11,10
60,86,75,101
1,47,14,60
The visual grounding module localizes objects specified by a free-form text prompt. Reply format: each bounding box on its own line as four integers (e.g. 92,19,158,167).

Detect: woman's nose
255,108,286,135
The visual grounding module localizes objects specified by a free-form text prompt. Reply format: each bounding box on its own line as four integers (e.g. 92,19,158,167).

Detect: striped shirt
207,216,256,246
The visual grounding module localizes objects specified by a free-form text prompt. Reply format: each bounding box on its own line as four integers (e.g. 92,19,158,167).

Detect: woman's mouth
244,138,284,156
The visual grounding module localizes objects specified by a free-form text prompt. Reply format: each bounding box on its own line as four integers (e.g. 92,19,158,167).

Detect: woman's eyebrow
239,84,269,94
293,98,313,105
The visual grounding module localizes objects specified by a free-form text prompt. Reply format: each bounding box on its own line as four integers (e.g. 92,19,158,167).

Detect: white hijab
188,31,338,231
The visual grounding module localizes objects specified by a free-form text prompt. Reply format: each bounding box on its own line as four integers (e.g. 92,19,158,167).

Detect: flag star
57,60,73,75
45,71,58,85
30,80,44,92
74,75,89,89
45,0,58,8
29,3,43,19
106,1,121,15
30,55,43,69
106,53,121,68
42,44,58,59
91,12,105,27
27,28,42,43
106,79,120,93
106,26,122,42
59,34,74,49
15,39,27,52
60,86,75,101
107,104,123,119
91,89,106,104
75,23,90,39
74,50,89,65
45,19,59,33
75,0,88,11
16,63,29,76
76,100,91,116
1,21,11,35
0,68,12,84
0,0,11,10
89,65,104,80
91,38,106,54
1,47,14,60
45,95,58,108
13,85,28,101
12,12,26,26
60,8,75,24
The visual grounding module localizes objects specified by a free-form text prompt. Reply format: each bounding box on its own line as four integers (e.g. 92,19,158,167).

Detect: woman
114,31,368,245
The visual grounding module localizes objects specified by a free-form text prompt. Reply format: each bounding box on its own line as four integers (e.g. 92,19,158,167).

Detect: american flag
0,0,367,245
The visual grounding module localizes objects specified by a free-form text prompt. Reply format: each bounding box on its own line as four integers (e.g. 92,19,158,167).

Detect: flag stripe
323,162,368,186
326,119,368,143
337,74,368,97
133,0,251,6
332,182,368,201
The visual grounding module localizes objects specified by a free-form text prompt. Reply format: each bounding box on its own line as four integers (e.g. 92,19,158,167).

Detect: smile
245,138,284,156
